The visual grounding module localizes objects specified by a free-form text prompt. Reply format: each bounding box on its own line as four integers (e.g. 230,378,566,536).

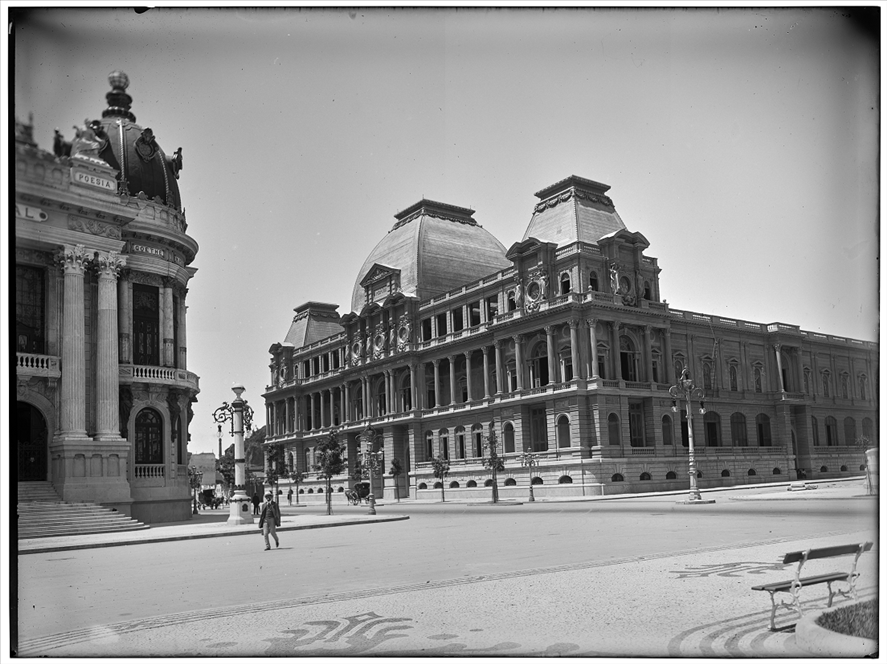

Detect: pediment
359,263,400,288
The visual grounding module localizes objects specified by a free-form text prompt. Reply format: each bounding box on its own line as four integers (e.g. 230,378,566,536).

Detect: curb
795,604,878,657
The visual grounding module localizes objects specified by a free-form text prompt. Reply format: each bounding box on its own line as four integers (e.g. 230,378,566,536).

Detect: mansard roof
282,302,344,350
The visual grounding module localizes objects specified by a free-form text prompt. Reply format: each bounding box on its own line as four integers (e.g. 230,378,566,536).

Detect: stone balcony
119,364,200,393
16,352,61,380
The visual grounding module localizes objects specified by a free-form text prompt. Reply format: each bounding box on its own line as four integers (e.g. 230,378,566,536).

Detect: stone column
464,351,473,402
320,389,327,427
569,319,581,380
161,277,175,367
117,270,132,364
343,383,350,423
433,359,441,407
644,325,653,384
178,288,188,369
774,344,785,393
514,334,524,390
588,319,599,379
494,340,504,394
545,325,557,385
94,251,127,440
409,363,417,411
611,322,621,379
448,355,457,405
482,346,491,398
663,327,674,384
285,398,292,434
385,369,393,414
57,245,91,437
309,393,316,430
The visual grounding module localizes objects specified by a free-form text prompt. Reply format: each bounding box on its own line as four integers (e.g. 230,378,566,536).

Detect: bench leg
826,581,835,608
766,591,778,631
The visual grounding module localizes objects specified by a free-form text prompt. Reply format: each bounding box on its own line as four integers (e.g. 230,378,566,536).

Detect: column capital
569,318,580,329
481,345,490,356
544,325,554,335
94,250,127,278
56,244,92,274
464,349,473,360
773,343,782,352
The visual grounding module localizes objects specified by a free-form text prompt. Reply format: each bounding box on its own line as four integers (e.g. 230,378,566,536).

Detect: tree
264,442,286,503
482,426,505,504
288,469,306,505
389,457,404,502
430,456,450,502
314,428,346,515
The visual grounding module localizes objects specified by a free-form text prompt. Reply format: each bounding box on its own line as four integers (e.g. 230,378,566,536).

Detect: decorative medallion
135,128,158,162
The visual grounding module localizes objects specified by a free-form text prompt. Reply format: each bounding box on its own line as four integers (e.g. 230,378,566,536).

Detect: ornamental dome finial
103,70,135,122
108,70,129,91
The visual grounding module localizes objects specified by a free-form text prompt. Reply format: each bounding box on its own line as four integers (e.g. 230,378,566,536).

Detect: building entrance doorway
17,402,48,481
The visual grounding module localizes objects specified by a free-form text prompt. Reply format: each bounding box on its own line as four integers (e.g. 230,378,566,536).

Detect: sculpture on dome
167,147,183,179
70,119,108,161
135,127,158,161
53,128,72,157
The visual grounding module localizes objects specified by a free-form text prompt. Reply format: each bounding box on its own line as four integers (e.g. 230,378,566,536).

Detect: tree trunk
326,478,333,515
491,469,499,503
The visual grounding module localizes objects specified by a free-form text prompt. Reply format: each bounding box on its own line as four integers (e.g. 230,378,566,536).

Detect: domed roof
61,71,183,210
351,200,511,313
522,175,627,247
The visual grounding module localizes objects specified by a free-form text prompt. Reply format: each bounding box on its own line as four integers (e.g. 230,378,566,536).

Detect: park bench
752,541,873,631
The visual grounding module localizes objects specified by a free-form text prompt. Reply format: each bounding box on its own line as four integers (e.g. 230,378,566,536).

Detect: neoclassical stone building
264,175,877,500
14,72,200,523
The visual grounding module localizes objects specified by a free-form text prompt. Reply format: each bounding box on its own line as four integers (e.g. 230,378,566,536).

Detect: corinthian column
94,251,127,440
57,245,91,437
161,277,175,367
117,270,132,364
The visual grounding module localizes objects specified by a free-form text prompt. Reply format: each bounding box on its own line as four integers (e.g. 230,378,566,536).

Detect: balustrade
16,352,61,377
134,464,165,479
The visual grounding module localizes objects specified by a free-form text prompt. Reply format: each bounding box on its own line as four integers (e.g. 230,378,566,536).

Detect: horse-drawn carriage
344,482,371,505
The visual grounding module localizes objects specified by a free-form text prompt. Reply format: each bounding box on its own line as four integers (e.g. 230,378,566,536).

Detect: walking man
287,488,293,506
258,492,280,550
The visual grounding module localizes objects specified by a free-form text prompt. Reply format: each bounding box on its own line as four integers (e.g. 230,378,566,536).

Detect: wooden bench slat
782,541,872,564
752,572,850,592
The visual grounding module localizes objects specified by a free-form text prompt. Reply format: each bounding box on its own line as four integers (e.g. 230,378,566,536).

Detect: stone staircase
17,482,150,539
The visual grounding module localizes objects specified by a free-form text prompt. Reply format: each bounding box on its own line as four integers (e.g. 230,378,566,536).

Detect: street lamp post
188,466,203,514
519,451,538,502
361,448,384,515
669,369,715,504
214,384,256,525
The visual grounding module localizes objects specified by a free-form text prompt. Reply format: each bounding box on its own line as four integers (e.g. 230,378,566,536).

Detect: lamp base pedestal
227,492,255,525
677,497,717,505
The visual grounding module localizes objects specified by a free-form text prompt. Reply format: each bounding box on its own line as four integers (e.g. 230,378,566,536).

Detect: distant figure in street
287,488,293,506
251,493,261,515
258,492,280,550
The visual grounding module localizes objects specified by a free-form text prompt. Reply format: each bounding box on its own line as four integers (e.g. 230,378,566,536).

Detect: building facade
265,175,877,501
14,71,200,523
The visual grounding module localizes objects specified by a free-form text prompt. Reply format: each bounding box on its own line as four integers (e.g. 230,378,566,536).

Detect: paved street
15,481,878,657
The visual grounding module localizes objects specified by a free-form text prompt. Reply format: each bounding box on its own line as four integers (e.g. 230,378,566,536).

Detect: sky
7,4,880,458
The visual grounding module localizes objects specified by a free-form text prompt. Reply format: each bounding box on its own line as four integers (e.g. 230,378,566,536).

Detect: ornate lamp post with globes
669,369,715,504
214,384,256,525
518,451,539,502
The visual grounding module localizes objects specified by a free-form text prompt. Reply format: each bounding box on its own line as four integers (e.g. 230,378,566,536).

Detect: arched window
651,350,662,383
504,477,516,486
844,418,857,448
841,374,849,399
531,476,543,485
859,375,868,400
467,480,477,488
666,471,677,480
748,469,757,476
558,476,573,484
611,473,624,482
589,271,599,292
643,281,652,300
484,479,493,487
825,416,838,446
820,466,828,473
730,412,747,447
721,469,730,477
503,422,515,453
661,415,673,446
608,413,621,446
439,428,449,460
557,415,571,448
702,360,713,390
507,290,517,311
528,340,549,388
756,414,772,447
729,364,738,391
640,472,651,481
619,335,639,381
449,481,460,488
821,372,830,398
433,481,442,489
840,465,848,472
772,467,782,475
753,365,763,393
674,355,685,379
703,411,721,447
811,415,820,447
560,272,571,295
134,408,163,465
862,418,874,446
803,368,811,394
597,343,608,380
400,373,412,411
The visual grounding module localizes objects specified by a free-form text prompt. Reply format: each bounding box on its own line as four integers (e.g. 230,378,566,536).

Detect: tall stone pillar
448,355,457,405
464,351,473,402
494,340,504,394
319,389,327,428
514,334,524,390
774,344,785,393
611,322,621,379
57,245,91,437
178,288,188,369
343,383,350,423
94,251,127,441
309,393,316,430
482,346,491,398
588,318,599,379
409,363,417,411
569,319,582,380
545,325,557,385
161,277,175,367
117,270,132,364
433,359,441,407
664,327,674,384
644,325,653,384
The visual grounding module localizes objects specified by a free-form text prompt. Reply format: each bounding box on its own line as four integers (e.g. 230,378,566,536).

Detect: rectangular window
469,301,481,327
452,307,464,332
16,265,46,354
458,433,466,458
421,318,432,342
436,312,448,337
133,283,160,366
629,403,645,447
485,295,499,320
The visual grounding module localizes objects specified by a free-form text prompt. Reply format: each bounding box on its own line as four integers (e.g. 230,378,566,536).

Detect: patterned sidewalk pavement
16,525,877,657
